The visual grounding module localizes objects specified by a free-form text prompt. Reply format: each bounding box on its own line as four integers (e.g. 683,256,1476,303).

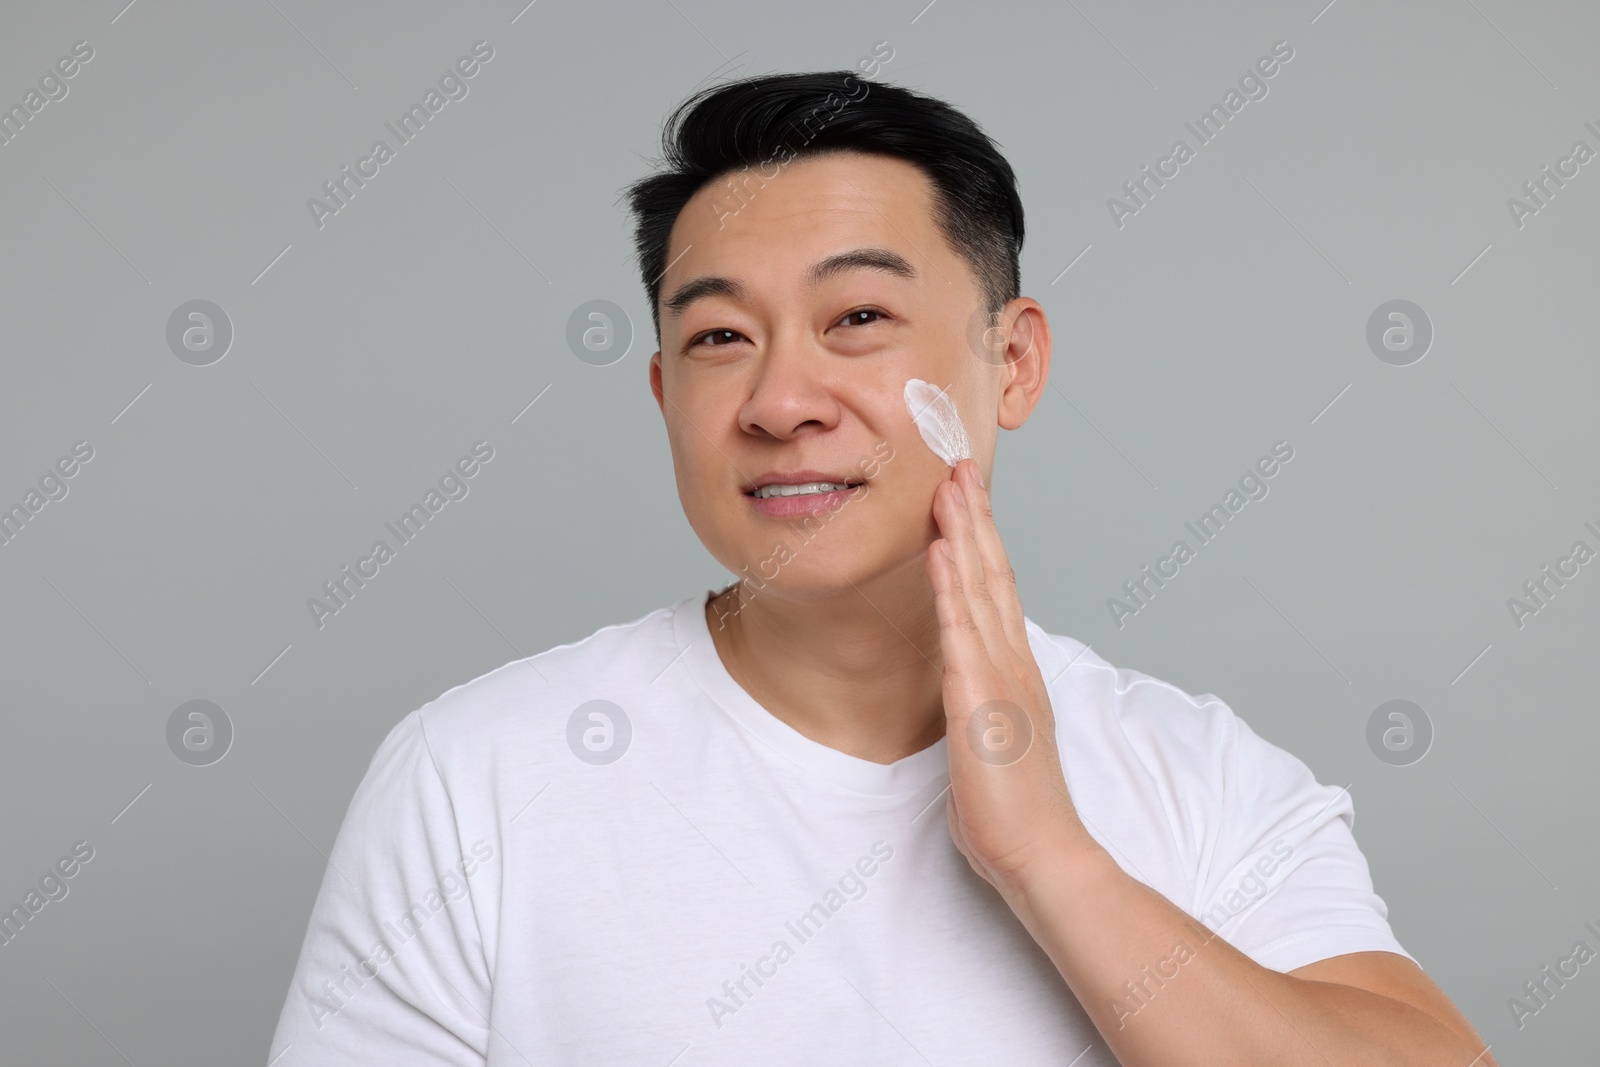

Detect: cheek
863,440,945,541
902,378,973,467
677,440,728,525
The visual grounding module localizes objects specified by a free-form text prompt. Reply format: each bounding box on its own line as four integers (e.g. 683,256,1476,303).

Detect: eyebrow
662,246,918,319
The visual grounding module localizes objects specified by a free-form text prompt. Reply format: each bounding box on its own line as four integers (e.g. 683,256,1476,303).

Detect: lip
742,468,868,520
742,468,866,493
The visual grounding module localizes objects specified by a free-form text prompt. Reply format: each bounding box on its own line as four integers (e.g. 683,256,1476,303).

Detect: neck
705,556,947,765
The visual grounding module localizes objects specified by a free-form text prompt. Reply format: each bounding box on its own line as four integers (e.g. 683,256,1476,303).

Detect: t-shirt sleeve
1188,707,1418,975
267,708,494,1065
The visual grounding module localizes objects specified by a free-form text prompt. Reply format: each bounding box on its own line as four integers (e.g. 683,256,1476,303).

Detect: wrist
1004,826,1123,923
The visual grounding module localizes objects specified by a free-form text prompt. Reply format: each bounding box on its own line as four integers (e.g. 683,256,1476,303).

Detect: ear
994,298,1051,431
649,350,666,416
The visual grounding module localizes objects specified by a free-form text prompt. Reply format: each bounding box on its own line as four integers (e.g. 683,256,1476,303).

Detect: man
269,70,1496,1065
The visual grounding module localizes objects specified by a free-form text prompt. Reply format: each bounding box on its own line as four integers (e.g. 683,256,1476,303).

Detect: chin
718,538,926,603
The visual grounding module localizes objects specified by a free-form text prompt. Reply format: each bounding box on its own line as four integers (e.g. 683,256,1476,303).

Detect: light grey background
1,0,1595,1063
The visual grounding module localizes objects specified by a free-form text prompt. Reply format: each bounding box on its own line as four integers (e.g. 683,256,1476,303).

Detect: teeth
753,481,854,499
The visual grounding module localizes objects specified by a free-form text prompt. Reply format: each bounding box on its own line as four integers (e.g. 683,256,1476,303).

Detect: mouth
742,469,867,499
742,469,868,517
747,479,865,499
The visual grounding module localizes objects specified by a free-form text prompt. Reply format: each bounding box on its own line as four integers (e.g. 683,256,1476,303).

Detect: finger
955,459,1028,652
936,463,1018,653
933,476,1008,655
927,535,991,685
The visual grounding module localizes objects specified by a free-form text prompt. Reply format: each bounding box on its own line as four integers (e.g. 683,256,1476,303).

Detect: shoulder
1025,618,1335,826
1020,620,1403,973
1023,615,1243,772
393,597,684,774
1020,617,1336,891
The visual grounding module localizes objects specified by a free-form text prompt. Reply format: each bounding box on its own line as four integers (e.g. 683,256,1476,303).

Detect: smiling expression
648,150,1008,598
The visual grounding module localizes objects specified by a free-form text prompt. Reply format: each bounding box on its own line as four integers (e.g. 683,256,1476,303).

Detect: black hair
623,69,1024,344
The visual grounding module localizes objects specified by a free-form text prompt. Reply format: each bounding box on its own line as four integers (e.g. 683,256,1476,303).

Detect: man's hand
924,461,1496,1067
924,457,1103,917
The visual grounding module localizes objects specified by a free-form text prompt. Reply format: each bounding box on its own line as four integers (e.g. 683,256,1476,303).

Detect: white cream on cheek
902,378,973,467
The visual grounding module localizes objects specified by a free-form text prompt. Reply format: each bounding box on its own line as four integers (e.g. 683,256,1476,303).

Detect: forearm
1006,840,1487,1067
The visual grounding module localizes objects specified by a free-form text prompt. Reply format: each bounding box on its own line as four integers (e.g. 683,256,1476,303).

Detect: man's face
649,150,999,600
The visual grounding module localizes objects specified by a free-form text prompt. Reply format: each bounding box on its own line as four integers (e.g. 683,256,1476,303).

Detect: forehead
661,151,943,300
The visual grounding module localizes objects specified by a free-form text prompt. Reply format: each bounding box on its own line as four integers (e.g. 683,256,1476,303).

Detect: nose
736,327,844,442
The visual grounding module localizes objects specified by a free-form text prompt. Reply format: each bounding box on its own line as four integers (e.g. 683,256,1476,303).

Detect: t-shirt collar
671,587,952,797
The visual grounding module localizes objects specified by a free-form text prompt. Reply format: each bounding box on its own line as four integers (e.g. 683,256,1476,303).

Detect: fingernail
951,481,966,506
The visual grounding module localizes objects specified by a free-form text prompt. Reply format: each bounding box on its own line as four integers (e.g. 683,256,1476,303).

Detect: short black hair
623,70,1025,345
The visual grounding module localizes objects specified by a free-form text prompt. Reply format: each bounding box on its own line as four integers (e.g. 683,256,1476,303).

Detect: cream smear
902,378,972,467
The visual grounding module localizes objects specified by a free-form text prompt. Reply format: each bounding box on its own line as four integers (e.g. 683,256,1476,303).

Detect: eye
838,307,888,328
689,328,746,348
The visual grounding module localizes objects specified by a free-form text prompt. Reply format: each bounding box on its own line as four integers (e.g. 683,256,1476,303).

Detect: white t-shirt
269,587,1413,1066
